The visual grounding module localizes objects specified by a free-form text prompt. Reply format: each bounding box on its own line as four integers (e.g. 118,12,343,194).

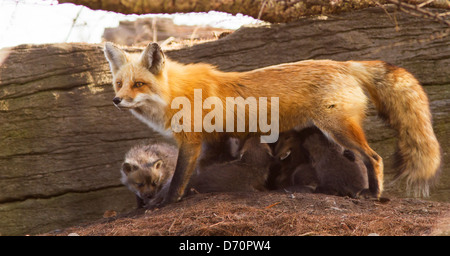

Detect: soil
44,191,450,236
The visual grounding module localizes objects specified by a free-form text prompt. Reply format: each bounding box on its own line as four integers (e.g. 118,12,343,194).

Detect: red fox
104,42,441,206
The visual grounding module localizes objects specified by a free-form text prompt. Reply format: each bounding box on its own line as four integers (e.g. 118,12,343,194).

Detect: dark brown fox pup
189,136,273,193
197,136,240,169
273,127,369,198
269,130,317,192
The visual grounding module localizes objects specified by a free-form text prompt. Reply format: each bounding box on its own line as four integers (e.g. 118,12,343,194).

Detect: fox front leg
166,142,202,204
148,142,202,208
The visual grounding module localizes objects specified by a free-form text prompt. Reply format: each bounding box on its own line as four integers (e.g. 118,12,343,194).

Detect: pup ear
104,42,128,74
266,146,274,158
278,150,291,160
152,160,164,183
121,162,133,175
140,42,165,75
343,149,356,162
153,159,163,170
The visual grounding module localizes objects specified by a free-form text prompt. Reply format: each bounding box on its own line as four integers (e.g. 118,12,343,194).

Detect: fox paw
356,189,380,199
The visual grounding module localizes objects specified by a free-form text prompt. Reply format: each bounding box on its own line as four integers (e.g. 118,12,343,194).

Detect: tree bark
58,0,449,23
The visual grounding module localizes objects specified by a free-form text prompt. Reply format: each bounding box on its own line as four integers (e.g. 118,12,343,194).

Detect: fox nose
112,97,122,105
142,191,154,199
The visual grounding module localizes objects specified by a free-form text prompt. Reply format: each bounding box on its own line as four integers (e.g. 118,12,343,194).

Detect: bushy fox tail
351,61,441,197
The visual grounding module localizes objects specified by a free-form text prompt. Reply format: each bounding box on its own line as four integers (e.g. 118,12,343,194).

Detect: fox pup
189,136,273,193
120,141,178,208
105,42,441,206
268,130,319,193
269,130,314,191
274,127,368,197
197,136,241,170
301,127,368,197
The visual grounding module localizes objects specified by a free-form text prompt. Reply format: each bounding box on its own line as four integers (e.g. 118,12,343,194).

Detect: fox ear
153,159,163,170
104,42,127,74
121,162,133,175
278,150,291,160
266,146,274,158
140,42,165,75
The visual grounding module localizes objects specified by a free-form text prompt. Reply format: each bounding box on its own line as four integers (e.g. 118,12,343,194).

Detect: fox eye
136,183,144,188
134,82,144,88
116,81,122,89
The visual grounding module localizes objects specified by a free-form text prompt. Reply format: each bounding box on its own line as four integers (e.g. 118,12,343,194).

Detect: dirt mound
46,192,449,236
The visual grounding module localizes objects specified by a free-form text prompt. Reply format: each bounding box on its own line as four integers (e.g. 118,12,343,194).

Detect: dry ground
45,191,450,236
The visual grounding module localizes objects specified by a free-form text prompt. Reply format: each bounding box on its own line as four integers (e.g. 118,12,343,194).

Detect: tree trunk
58,0,449,23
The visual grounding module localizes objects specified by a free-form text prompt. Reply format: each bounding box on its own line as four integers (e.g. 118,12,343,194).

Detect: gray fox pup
120,141,178,208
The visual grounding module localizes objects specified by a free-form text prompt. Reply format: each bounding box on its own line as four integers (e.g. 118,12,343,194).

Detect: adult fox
104,42,441,207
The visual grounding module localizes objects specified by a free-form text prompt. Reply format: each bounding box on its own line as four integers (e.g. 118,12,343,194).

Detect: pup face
120,159,164,200
239,136,273,165
274,132,297,161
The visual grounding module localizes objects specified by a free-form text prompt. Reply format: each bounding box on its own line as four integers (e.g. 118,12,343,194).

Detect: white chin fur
130,109,173,138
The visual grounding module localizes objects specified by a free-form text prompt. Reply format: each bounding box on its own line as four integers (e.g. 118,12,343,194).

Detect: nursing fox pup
190,136,273,193
104,42,441,206
272,127,369,198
